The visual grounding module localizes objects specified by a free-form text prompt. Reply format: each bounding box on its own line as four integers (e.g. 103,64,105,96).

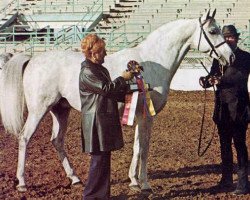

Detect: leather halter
197,17,226,58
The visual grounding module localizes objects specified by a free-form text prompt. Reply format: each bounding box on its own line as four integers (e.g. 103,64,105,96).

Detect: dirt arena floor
1,90,250,200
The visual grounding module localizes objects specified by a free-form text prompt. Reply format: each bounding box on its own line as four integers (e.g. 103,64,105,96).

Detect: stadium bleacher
0,0,249,54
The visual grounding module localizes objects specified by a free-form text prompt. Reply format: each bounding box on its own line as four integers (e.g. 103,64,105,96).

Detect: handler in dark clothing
79,34,134,199
199,25,250,195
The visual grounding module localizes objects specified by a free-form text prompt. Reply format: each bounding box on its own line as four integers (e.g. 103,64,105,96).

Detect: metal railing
0,0,104,51
0,22,151,55
1,22,249,55
76,0,103,30
0,1,249,55
52,22,151,53
52,0,103,48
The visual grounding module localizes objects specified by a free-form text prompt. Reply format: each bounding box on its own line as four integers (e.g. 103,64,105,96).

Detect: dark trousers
217,122,248,183
83,151,111,200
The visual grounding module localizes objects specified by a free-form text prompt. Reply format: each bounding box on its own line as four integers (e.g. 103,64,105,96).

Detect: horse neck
138,19,197,80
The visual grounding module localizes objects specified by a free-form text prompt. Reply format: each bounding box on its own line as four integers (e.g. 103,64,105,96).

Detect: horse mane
141,19,194,44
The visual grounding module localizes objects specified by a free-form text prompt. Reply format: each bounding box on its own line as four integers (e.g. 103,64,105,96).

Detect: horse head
192,9,235,66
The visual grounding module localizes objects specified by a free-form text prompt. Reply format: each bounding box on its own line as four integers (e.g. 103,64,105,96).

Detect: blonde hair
81,34,105,59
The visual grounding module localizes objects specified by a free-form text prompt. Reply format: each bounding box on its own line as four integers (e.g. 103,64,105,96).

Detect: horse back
23,50,83,111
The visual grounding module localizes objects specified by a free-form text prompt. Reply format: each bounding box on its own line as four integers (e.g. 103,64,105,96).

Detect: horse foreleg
129,116,153,192
50,106,81,185
16,112,45,192
138,117,153,192
128,125,140,191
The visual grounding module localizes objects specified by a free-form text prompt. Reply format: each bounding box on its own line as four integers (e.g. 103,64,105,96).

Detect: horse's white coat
0,10,234,191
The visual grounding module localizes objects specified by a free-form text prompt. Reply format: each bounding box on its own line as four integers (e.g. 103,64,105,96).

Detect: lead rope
197,61,217,157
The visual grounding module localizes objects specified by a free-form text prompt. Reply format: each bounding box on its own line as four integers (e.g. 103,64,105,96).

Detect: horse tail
0,53,31,136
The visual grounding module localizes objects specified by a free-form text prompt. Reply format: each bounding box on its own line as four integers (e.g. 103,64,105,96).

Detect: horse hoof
72,181,82,187
16,185,27,192
129,185,141,192
141,188,153,194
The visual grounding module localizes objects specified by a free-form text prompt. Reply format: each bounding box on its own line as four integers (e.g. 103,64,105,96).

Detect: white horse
0,10,234,192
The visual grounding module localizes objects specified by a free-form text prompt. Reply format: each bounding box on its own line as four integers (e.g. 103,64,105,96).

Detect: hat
222,25,240,37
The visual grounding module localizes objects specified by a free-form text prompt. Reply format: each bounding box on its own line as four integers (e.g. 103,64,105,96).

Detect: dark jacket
79,59,127,153
201,48,250,125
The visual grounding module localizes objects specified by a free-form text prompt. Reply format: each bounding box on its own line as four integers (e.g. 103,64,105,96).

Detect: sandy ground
1,90,250,200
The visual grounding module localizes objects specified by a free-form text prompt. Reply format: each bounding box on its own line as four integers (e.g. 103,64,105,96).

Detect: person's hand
208,76,221,85
127,60,143,75
122,70,134,81
199,76,206,87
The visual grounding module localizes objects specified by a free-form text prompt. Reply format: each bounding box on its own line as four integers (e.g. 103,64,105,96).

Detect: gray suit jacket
79,59,127,153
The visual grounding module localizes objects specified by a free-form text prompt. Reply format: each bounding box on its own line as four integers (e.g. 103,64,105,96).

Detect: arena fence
0,21,151,54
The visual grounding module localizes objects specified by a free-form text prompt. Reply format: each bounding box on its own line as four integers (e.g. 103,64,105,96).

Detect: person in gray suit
79,34,134,199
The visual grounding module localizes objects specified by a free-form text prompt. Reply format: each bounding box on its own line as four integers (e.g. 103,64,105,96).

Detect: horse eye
209,30,217,35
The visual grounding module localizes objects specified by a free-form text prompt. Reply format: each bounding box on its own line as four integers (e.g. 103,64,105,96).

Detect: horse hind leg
16,110,47,192
50,104,81,186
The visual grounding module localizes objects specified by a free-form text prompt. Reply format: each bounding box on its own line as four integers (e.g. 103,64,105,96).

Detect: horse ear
201,9,210,22
211,9,216,19
205,9,210,20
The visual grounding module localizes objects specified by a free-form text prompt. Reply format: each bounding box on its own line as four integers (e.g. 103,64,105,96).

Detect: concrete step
110,7,133,13
115,3,133,8
119,0,143,2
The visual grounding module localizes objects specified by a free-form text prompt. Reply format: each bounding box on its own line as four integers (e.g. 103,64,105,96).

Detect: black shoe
217,179,234,188
210,180,234,194
210,183,233,194
233,188,249,195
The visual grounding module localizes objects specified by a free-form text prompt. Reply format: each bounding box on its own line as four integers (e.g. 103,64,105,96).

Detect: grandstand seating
121,0,249,31
102,0,250,52
0,0,249,54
